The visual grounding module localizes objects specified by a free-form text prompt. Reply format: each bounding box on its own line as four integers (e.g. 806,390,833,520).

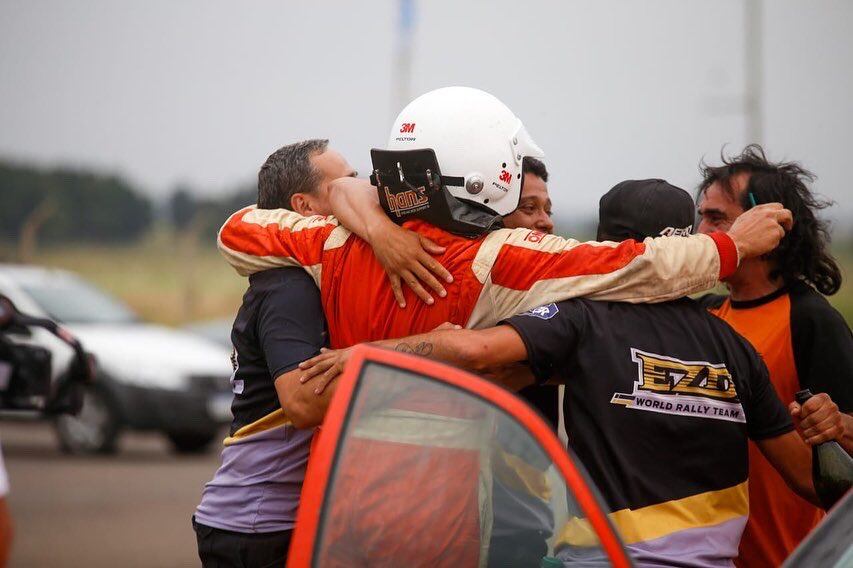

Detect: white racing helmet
385,86,545,217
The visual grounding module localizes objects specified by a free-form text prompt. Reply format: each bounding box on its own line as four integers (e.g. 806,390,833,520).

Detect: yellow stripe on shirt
559,481,749,547
223,408,293,446
492,449,552,502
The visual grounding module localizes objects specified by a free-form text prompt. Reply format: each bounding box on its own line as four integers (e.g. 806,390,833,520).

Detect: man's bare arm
328,177,452,307
755,431,820,507
326,177,385,242
298,325,532,394
274,367,338,429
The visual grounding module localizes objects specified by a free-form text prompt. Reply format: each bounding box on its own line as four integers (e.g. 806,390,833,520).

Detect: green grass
827,245,853,323
23,231,247,326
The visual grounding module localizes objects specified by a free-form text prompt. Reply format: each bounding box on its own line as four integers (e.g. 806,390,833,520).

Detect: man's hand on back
298,322,465,395
328,176,453,308
726,203,794,260
368,220,454,308
298,347,354,395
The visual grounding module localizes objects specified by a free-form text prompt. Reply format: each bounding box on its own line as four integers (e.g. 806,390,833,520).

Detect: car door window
312,361,618,567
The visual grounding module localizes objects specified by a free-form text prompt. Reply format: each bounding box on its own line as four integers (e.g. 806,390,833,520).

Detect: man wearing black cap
596,179,694,241
300,179,823,567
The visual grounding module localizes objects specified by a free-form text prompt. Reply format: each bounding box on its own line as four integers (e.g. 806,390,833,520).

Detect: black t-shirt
505,298,793,512
228,268,327,435
517,384,559,430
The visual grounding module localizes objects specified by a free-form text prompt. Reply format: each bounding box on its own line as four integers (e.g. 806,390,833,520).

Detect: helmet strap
370,148,503,238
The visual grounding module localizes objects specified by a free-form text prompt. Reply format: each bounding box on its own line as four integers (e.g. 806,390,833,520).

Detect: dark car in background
0,264,233,454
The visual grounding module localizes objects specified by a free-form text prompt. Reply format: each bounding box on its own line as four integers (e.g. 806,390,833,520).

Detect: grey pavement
2,421,224,567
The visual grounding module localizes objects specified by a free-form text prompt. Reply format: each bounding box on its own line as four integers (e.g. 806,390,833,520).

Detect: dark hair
257,139,329,209
523,156,548,182
697,144,842,295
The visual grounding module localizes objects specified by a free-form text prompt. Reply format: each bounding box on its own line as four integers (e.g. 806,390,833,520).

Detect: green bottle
795,389,853,510
540,556,563,568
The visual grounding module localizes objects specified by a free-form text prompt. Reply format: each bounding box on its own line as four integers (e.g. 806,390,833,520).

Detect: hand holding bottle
789,391,845,446
793,390,853,510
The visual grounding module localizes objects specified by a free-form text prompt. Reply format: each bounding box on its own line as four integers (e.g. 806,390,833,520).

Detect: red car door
287,345,632,568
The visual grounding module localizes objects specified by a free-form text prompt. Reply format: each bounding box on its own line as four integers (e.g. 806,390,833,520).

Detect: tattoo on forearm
394,341,434,357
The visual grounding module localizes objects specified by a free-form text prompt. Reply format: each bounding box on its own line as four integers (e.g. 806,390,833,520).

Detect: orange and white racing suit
218,206,739,567
218,207,737,343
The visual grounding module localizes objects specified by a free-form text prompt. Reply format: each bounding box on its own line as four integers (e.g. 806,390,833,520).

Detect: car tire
166,430,217,454
54,383,122,454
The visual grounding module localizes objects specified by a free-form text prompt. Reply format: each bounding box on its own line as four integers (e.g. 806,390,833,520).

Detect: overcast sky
1,0,851,227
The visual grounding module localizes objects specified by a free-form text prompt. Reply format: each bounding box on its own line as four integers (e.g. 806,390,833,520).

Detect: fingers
729,203,794,259
754,203,793,231
420,252,453,284
801,414,844,445
412,261,446,298
419,237,453,283
298,353,324,370
756,202,783,211
313,366,342,394
776,208,794,232
798,395,838,430
402,270,435,305
390,274,406,308
795,394,843,445
788,402,802,430
432,322,463,331
299,358,335,383
419,236,447,256
788,402,802,422
298,347,331,366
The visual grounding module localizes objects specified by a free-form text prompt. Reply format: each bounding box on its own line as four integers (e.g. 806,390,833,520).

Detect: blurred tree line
167,184,255,241
0,159,255,258
0,161,152,246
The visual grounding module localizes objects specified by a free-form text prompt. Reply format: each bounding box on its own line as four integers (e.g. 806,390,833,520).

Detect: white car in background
0,264,234,454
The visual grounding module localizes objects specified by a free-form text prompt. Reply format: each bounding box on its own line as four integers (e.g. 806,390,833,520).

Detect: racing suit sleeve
217,205,351,286
467,228,738,328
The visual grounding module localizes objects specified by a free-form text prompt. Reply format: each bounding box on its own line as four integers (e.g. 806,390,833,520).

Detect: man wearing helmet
219,86,791,426
217,87,791,565
220,87,789,351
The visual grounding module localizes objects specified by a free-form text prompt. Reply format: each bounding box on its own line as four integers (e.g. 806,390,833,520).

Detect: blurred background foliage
1,158,851,327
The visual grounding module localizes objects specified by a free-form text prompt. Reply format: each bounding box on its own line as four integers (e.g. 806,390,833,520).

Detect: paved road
2,421,225,567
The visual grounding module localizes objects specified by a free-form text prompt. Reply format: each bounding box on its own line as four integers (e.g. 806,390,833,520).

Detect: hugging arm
299,325,533,394
327,177,452,307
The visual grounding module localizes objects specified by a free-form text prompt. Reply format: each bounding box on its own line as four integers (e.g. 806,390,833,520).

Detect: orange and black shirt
702,281,853,568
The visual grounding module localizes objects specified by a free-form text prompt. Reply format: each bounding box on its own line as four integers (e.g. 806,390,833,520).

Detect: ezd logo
610,348,746,423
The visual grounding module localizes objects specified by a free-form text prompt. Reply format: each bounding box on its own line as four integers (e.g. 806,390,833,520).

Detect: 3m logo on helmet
498,170,512,184
399,123,416,133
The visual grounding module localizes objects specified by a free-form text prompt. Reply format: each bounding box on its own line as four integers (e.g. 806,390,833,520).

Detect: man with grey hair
192,139,357,567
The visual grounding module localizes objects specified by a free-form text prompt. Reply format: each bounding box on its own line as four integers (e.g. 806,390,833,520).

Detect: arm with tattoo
298,325,531,395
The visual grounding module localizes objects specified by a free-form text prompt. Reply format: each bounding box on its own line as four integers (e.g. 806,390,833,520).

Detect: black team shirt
228,267,327,435
504,297,793,565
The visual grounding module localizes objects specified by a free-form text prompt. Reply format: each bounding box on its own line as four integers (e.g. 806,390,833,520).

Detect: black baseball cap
596,179,695,241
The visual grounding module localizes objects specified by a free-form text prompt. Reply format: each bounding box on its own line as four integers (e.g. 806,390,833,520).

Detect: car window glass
313,361,609,567
22,277,137,324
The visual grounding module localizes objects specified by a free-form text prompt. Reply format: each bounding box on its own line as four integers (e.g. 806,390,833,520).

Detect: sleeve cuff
748,421,795,442
708,232,739,280
499,320,552,386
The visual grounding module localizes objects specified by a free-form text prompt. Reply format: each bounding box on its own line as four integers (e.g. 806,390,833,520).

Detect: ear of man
290,193,316,216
